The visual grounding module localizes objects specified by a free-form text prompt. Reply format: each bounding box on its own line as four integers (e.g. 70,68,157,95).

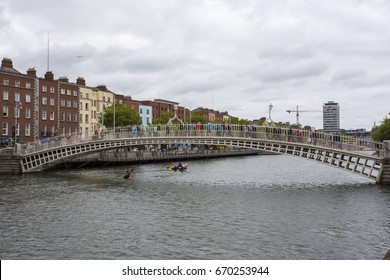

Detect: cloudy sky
1,0,389,129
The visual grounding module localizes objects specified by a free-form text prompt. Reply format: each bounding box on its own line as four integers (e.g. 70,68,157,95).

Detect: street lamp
113,93,116,134
268,103,273,122
101,96,104,131
14,101,22,146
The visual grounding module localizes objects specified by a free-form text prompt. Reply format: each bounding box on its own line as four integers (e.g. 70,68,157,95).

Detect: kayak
123,168,134,179
167,162,188,172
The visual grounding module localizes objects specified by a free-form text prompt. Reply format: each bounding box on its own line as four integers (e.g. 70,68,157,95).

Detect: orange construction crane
286,105,321,125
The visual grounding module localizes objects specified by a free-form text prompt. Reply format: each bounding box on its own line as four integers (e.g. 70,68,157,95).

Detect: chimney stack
58,76,69,83
45,71,54,81
96,85,108,91
1,58,13,68
27,68,37,77
76,77,86,86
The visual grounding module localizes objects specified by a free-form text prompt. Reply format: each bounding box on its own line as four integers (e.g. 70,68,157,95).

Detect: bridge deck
12,125,386,183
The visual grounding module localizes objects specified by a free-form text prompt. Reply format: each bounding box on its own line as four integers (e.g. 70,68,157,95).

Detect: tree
99,102,141,128
372,118,390,141
185,111,208,124
153,112,173,124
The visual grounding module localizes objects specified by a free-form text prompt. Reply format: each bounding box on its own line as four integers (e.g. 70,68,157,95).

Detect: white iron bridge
17,125,389,183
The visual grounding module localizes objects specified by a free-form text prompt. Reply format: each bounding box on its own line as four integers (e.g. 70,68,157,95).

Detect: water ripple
1,155,389,259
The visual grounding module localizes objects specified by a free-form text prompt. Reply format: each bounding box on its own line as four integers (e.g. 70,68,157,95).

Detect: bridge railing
17,124,383,157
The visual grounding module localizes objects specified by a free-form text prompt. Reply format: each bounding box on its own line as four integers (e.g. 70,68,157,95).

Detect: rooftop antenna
47,32,50,71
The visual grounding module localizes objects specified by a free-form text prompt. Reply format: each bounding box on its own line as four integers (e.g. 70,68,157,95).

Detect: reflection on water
1,155,389,259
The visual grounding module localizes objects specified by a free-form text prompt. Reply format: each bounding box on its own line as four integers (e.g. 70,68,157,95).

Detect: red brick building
0,58,81,145
122,96,140,112
38,71,59,138
141,99,184,120
0,58,36,145
58,77,80,136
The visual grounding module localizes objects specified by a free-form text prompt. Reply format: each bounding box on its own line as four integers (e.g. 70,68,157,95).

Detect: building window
3,106,8,117
26,82,31,89
3,91,9,100
108,97,111,103
26,94,31,103
25,123,30,136
50,87,55,93
42,97,47,105
85,103,89,110
73,90,77,96
60,99,65,107
42,86,47,92
61,89,65,95
73,101,78,108
50,98,55,106
25,108,30,119
140,108,143,114
15,92,20,102
50,125,55,136
146,109,150,114
50,111,54,120
67,113,72,121
67,100,71,107
61,112,65,121
73,113,78,122
86,93,89,99
85,114,89,124
15,81,20,87
67,90,71,96
42,110,47,120
2,123,8,135
80,114,83,123
3,79,9,85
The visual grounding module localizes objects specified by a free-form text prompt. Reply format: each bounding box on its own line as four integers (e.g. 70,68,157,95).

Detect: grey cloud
257,59,329,83
1,0,390,129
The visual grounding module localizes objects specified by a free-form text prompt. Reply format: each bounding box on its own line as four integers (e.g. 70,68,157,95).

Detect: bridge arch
18,125,384,182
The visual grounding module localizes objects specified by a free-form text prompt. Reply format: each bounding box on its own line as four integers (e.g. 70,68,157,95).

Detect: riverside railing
17,124,383,157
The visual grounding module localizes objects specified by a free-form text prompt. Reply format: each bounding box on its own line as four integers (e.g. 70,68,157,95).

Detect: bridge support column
377,141,390,185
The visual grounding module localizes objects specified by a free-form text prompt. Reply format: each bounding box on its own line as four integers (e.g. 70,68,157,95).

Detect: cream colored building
79,86,98,137
95,85,114,132
78,79,114,136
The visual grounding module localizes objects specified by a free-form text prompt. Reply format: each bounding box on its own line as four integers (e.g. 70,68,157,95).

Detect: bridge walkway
3,124,389,183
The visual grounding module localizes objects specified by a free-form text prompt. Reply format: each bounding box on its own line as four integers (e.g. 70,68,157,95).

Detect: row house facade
79,78,98,137
1,58,36,145
192,107,229,122
0,58,80,146
139,104,153,126
141,99,184,120
1,57,229,146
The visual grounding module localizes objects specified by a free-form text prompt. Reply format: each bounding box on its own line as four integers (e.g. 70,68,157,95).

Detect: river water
1,154,389,260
